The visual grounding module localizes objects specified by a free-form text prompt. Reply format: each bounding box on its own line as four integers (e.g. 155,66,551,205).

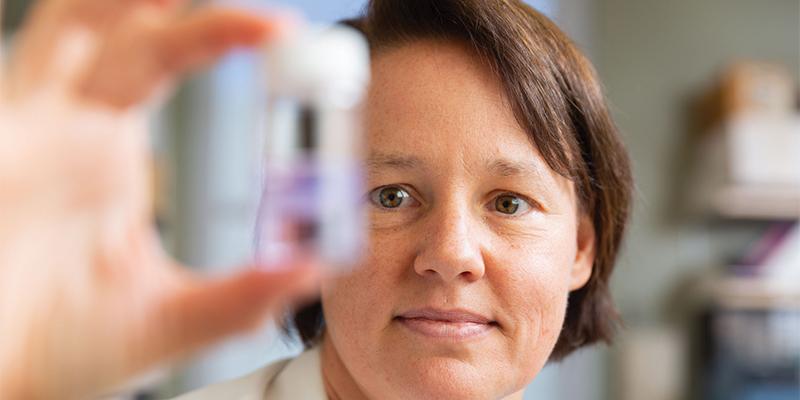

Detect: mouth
394,308,499,340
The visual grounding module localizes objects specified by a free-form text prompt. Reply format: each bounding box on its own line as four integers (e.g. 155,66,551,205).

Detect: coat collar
171,347,325,400
263,347,326,399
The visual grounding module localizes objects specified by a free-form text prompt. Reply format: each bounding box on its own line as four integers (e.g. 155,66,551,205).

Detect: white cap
265,25,370,105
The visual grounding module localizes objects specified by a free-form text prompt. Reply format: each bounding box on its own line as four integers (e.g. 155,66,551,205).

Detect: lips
395,308,497,340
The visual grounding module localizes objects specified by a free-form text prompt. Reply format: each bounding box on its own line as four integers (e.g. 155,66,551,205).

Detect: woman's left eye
493,193,532,216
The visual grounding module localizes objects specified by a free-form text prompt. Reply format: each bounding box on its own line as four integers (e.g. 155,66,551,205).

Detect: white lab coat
172,347,326,400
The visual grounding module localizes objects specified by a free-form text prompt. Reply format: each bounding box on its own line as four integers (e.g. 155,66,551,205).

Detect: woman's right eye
368,186,418,209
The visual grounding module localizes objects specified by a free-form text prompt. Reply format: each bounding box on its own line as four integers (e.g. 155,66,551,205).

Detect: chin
389,355,515,400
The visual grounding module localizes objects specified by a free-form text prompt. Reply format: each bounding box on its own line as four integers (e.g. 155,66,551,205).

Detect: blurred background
3,0,799,399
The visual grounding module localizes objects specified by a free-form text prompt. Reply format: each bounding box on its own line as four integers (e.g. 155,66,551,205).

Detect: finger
53,0,180,31
6,0,176,97
155,8,287,73
78,8,295,108
150,263,320,360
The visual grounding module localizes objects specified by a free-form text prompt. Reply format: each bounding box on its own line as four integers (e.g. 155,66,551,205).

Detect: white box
726,115,800,186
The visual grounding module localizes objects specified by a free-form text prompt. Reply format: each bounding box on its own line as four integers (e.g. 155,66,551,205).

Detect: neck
320,335,370,400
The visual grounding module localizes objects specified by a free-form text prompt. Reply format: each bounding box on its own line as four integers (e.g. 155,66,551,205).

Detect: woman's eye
370,186,415,209
494,194,531,215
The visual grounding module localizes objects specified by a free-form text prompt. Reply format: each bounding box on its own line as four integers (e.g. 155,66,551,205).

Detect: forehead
365,40,548,175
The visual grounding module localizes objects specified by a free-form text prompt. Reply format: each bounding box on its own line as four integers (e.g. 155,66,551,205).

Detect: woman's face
320,40,596,399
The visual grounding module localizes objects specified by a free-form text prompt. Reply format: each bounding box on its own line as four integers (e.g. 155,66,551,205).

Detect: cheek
490,220,577,372
320,229,414,347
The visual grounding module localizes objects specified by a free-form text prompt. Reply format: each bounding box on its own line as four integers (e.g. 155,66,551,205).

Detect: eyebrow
366,152,423,171
486,159,545,178
365,153,546,180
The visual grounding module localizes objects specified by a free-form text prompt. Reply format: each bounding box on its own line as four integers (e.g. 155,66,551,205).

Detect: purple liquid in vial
255,160,319,268
254,159,364,271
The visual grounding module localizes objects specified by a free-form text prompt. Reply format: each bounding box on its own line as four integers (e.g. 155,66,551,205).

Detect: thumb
150,263,320,361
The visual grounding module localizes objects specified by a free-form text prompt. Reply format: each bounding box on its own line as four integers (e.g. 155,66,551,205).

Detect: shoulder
171,347,325,400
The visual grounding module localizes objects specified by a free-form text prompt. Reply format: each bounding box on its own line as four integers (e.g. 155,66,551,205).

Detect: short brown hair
288,0,633,361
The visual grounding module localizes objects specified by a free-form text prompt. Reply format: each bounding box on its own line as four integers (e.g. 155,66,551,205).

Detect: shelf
713,184,800,220
707,276,800,310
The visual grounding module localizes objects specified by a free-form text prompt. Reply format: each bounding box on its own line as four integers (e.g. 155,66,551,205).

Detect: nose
413,204,486,283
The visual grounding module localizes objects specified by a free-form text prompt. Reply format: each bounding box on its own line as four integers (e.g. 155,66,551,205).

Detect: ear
570,212,596,291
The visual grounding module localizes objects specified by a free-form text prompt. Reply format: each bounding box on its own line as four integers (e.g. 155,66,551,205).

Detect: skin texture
0,2,318,399
320,40,597,399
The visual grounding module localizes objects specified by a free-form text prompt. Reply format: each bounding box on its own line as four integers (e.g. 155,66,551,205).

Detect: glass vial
255,25,370,272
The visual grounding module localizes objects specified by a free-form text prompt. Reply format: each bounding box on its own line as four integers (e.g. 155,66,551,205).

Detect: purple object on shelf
733,221,797,276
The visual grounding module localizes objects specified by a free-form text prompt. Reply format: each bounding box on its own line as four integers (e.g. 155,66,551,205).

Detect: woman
179,1,632,399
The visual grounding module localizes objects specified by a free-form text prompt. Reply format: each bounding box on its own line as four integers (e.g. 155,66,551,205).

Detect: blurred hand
0,1,316,399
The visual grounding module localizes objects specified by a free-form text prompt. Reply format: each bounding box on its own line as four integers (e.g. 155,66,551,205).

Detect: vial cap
265,25,370,105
